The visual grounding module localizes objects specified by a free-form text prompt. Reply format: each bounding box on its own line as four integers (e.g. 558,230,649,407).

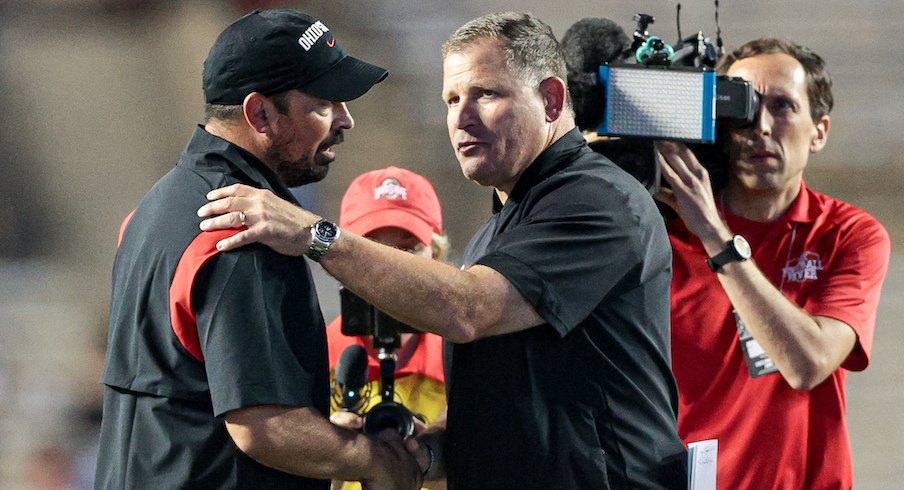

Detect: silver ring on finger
239,211,247,227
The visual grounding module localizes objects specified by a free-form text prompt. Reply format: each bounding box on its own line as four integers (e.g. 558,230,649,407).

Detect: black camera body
340,287,417,344
339,287,417,439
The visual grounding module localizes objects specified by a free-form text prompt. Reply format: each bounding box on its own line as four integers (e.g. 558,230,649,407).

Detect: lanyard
778,224,799,294
719,192,799,294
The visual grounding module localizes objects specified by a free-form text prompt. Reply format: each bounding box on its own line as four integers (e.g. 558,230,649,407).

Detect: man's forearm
196,184,544,342
713,258,856,390
322,231,542,343
681,218,856,389
225,405,404,483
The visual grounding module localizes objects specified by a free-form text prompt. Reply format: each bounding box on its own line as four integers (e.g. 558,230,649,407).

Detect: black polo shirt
445,129,687,489
97,127,329,489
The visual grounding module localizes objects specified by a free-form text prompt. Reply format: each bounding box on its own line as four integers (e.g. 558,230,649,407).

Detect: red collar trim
784,180,823,224
718,180,824,230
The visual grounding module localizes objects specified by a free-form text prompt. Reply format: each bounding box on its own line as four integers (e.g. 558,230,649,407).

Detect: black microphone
561,17,632,131
335,344,369,413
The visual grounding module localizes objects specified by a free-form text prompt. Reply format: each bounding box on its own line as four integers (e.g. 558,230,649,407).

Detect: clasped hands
330,411,433,479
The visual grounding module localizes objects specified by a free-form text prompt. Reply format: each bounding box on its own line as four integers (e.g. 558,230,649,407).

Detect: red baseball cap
340,166,443,246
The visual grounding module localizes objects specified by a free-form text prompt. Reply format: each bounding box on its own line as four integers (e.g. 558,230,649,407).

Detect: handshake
329,401,441,490
332,410,435,478
330,412,439,490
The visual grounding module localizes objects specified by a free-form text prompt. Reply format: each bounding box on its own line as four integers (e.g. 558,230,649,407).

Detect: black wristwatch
306,219,341,262
706,234,752,272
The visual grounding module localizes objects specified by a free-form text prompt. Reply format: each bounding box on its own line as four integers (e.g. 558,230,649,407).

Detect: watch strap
706,246,735,272
706,235,749,273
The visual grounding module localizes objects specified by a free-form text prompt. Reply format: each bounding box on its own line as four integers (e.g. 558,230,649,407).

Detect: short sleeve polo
444,129,686,490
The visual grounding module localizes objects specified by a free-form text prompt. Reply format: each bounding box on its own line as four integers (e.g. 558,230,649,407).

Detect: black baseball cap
203,9,388,104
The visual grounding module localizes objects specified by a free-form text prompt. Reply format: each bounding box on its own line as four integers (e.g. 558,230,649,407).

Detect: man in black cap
95,9,422,489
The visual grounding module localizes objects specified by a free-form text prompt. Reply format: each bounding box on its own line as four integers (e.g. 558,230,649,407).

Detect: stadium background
0,0,901,487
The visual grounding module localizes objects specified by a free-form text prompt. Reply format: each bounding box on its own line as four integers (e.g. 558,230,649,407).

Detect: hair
429,232,450,262
203,91,294,124
442,12,568,90
716,38,833,122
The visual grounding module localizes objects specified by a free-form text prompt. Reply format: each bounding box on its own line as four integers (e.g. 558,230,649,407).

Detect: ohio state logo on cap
298,21,330,51
374,178,408,201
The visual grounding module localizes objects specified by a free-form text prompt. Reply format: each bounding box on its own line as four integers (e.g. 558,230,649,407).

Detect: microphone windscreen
561,17,632,131
561,17,632,73
335,344,368,391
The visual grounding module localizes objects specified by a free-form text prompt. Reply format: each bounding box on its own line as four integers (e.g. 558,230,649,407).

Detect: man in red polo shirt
658,38,891,488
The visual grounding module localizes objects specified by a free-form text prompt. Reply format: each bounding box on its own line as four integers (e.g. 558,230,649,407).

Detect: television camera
563,7,761,197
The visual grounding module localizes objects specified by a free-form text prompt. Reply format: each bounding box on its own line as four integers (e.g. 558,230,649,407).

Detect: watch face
732,235,752,259
316,220,338,240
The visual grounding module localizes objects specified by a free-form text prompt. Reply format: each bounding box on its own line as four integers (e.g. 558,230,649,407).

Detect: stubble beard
270,132,344,187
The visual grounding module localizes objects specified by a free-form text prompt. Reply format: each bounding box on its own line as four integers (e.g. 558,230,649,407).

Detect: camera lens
363,402,415,439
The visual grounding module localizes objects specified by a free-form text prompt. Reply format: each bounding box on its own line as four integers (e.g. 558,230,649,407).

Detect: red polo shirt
325,318,445,385
669,181,890,489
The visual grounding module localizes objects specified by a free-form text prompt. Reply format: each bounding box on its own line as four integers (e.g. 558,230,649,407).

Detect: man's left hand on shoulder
198,183,315,255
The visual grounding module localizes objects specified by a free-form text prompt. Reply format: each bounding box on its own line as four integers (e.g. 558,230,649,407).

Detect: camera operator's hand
362,430,424,490
408,409,447,485
655,141,733,249
403,438,429,473
330,411,364,431
411,416,428,436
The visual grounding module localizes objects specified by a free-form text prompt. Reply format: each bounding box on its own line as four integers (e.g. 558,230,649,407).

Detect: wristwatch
706,234,752,272
306,219,341,262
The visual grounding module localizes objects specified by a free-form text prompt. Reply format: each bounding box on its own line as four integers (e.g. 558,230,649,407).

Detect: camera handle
362,342,416,439
376,347,397,403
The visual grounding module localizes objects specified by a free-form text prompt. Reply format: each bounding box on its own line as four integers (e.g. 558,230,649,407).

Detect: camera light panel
598,66,716,142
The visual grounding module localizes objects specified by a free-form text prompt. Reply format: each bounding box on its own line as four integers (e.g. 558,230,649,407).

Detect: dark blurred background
0,0,901,487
